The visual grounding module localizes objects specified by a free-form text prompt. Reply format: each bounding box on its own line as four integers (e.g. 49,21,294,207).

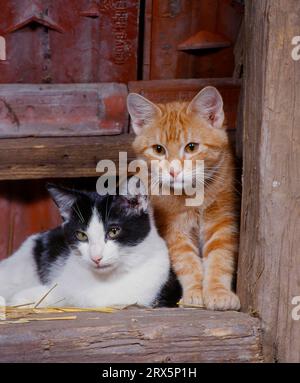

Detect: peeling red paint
0,0,140,83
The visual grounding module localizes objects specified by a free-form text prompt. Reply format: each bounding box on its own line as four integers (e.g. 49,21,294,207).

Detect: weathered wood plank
0,135,136,180
0,84,128,138
237,0,300,362
0,309,263,363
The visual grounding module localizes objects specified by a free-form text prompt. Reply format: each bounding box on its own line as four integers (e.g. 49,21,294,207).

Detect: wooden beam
0,308,263,363
237,0,300,362
0,134,136,180
0,84,128,138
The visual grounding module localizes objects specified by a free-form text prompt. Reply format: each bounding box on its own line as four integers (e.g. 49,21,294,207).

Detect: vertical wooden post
238,0,300,362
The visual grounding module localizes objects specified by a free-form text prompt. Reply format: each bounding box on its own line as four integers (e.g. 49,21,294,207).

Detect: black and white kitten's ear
127,93,161,135
118,176,148,214
46,184,77,221
186,86,225,129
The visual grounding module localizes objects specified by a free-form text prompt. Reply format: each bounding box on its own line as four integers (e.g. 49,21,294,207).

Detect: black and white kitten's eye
107,227,121,239
75,231,88,242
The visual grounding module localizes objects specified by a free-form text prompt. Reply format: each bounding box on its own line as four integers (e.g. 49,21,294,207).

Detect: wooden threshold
0,308,263,363
0,134,136,180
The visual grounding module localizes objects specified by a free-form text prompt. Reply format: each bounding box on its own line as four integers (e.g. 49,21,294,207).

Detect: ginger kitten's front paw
180,288,204,307
203,288,240,311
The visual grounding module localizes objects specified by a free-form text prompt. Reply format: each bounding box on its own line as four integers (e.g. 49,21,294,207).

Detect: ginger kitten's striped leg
202,203,240,311
167,232,204,306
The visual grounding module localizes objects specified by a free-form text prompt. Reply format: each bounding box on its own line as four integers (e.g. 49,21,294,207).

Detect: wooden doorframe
237,0,300,362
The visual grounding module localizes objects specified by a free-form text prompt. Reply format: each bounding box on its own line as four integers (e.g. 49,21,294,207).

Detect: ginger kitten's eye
152,145,166,156
185,143,199,153
107,227,121,239
75,231,88,242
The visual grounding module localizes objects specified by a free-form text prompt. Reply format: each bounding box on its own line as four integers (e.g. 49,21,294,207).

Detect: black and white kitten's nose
92,256,102,266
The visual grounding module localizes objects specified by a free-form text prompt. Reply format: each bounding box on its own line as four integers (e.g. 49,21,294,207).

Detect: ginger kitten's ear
187,86,225,129
127,93,161,135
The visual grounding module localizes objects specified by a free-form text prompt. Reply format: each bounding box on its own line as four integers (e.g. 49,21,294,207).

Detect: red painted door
0,0,140,83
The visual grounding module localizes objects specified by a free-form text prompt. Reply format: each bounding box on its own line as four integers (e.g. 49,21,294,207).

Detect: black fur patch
104,195,151,247
34,187,151,283
34,227,69,284
33,184,180,306
153,269,182,307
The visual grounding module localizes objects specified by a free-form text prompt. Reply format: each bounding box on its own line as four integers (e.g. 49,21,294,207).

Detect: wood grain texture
0,308,263,363
143,0,243,79
0,1,140,83
233,18,244,79
237,0,300,362
0,135,136,180
0,84,128,138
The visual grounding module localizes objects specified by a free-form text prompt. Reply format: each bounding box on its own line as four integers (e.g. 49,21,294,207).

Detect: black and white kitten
0,180,179,307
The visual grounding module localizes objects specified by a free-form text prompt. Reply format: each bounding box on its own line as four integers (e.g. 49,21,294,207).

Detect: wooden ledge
0,134,136,180
0,308,263,363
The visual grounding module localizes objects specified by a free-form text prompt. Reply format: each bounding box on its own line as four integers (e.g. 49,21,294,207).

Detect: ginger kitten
127,86,240,311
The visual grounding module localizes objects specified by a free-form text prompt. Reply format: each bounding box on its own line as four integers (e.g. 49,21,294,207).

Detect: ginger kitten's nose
169,168,180,179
